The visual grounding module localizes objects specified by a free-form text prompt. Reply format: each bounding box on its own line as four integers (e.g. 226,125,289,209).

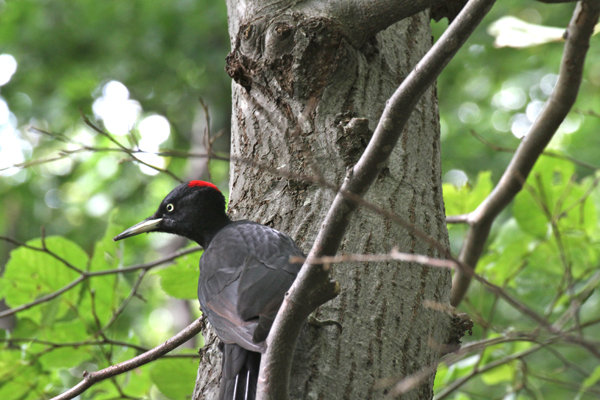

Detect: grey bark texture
193,1,455,399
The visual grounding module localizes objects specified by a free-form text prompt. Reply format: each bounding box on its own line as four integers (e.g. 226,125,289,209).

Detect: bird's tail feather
219,343,261,400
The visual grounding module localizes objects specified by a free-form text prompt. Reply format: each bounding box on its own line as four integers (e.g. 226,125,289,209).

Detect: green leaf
155,248,202,300
514,156,578,239
513,188,548,239
556,178,598,236
1,236,87,323
0,363,41,400
480,361,514,385
89,210,124,273
41,319,89,343
115,365,153,397
443,171,493,219
467,171,493,212
482,219,534,283
581,365,600,393
11,318,39,338
150,357,198,399
39,346,91,369
80,211,128,326
433,363,449,391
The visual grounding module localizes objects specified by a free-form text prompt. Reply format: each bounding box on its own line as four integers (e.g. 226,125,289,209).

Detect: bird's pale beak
113,218,163,241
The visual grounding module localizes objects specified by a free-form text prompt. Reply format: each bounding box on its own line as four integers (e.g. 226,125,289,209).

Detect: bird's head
113,180,229,246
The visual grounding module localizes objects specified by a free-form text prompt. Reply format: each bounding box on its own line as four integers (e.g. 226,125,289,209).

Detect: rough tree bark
193,1,455,399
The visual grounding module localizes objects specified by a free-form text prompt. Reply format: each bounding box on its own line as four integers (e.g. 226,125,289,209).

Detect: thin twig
469,129,600,171
49,318,204,400
289,249,457,269
435,343,544,399
0,246,201,319
451,1,600,306
0,235,84,275
1,337,200,358
96,270,148,336
80,112,183,183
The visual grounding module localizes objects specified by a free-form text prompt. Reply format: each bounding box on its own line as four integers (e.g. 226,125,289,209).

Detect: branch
0,235,84,274
469,129,600,171
446,214,470,224
382,364,439,398
289,249,457,270
435,334,599,399
450,0,600,306
95,270,147,337
0,246,201,319
297,0,441,47
80,114,183,183
50,318,203,400
296,212,600,361
0,275,86,319
258,1,498,399
435,343,544,399
1,337,200,359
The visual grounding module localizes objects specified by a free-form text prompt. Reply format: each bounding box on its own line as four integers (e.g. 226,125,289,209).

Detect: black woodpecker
114,180,303,400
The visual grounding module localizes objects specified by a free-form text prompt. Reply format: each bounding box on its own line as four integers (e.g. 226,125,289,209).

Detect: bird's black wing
236,231,303,343
198,221,303,352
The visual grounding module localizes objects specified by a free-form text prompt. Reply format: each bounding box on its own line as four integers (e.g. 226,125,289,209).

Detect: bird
113,180,304,400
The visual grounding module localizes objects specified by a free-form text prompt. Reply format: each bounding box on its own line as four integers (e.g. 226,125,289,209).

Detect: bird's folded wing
237,249,303,343
200,223,304,348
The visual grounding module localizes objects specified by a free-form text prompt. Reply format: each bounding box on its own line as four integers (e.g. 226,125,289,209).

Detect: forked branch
258,0,498,399
450,0,600,306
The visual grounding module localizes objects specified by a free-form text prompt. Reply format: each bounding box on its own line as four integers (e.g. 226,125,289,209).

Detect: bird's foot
308,313,342,333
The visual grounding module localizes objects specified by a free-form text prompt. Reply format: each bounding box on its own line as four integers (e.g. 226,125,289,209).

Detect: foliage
431,2,600,398
439,157,600,400
0,0,599,399
0,213,203,398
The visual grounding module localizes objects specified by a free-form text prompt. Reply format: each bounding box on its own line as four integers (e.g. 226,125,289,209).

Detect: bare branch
0,275,86,319
49,318,203,400
95,269,148,337
1,337,200,359
290,249,457,269
296,0,441,47
0,246,201,319
446,214,470,224
0,235,84,274
469,129,600,171
435,343,544,399
80,113,183,183
384,364,439,398
450,0,600,306
258,1,498,399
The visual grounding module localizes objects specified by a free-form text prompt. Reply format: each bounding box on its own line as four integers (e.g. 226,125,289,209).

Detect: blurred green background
1,0,599,399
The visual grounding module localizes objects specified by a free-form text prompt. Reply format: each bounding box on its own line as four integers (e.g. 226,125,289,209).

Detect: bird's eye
166,204,174,212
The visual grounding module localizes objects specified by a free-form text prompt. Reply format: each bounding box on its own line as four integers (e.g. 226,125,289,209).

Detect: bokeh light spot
444,169,469,188
526,100,545,123
511,114,531,139
138,115,171,147
85,193,112,217
0,54,17,86
458,102,482,124
92,81,141,136
492,87,526,111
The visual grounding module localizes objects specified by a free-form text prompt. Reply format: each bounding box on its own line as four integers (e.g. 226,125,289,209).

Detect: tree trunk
193,2,454,399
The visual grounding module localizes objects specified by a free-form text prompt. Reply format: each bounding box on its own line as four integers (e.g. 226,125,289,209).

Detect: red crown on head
188,180,220,191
